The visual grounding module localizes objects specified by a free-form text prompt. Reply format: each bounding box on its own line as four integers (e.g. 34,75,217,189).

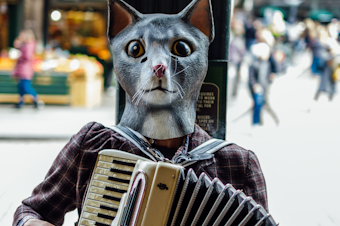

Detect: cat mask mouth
144,86,177,94
108,0,214,139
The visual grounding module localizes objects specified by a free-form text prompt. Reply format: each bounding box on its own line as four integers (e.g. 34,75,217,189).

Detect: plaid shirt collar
172,133,190,160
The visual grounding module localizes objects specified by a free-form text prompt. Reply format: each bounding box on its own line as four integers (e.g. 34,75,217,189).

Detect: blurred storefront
0,0,109,107
46,0,109,58
0,2,9,53
46,0,113,91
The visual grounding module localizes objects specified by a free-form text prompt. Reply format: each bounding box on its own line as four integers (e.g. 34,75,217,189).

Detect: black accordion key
103,195,121,202
100,204,118,212
97,213,115,220
110,168,133,175
107,176,130,184
94,222,111,226
105,186,126,194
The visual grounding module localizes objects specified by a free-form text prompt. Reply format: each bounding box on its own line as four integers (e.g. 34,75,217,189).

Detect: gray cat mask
108,0,215,140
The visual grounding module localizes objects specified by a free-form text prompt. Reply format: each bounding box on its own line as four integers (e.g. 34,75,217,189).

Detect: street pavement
0,89,117,139
226,50,340,226
1,49,340,225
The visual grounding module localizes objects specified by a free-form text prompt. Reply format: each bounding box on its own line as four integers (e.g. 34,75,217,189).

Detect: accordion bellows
78,150,277,226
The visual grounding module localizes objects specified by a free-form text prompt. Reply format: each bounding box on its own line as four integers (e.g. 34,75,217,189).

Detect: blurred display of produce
0,48,103,76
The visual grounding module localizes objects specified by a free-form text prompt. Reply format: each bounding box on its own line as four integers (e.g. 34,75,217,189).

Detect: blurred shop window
47,8,112,89
48,9,106,51
0,2,8,53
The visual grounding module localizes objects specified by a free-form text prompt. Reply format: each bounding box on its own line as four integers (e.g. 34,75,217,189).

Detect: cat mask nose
152,64,167,78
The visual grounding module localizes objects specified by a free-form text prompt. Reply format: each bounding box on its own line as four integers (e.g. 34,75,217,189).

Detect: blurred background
1,0,340,225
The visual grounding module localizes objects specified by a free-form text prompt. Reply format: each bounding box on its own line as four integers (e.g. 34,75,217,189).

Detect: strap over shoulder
174,139,234,167
108,125,164,162
108,125,233,167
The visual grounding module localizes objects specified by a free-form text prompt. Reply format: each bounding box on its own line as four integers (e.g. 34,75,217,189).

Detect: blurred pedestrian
304,19,326,76
11,29,43,109
314,48,336,101
314,26,338,101
249,42,279,125
245,17,262,50
229,19,246,97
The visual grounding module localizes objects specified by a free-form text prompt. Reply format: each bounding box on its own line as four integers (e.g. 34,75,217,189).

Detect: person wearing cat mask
13,0,268,225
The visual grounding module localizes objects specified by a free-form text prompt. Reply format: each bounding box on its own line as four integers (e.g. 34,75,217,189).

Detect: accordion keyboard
78,150,150,226
79,150,278,226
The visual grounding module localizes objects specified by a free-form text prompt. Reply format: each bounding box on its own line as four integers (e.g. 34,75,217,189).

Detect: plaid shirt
13,122,268,226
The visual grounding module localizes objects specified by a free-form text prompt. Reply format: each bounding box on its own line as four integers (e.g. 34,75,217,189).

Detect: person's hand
23,219,55,226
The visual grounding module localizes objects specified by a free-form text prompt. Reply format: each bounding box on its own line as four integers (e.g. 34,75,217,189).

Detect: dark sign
196,60,227,139
196,83,219,135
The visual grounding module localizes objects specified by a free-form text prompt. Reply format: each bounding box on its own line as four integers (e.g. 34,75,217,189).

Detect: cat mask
108,0,215,140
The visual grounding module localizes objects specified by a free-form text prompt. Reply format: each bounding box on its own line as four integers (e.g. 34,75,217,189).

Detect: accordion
78,149,277,226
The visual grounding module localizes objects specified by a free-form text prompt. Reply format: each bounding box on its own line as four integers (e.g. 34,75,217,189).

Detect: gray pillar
24,0,44,42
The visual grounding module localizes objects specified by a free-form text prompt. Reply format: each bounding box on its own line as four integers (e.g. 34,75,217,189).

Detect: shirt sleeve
243,150,269,211
17,216,37,226
12,122,98,226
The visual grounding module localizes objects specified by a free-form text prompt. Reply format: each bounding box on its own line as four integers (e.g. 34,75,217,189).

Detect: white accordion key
78,149,151,226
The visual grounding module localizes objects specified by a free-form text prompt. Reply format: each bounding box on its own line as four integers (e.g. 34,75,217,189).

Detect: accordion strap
175,139,234,167
108,125,233,166
108,125,165,162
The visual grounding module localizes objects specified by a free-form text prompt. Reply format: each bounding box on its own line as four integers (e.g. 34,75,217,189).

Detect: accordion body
78,149,277,226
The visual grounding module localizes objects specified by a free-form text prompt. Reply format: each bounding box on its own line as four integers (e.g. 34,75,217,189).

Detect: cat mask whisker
172,80,185,99
133,83,147,105
135,88,147,105
132,84,145,101
171,65,190,78
132,79,150,103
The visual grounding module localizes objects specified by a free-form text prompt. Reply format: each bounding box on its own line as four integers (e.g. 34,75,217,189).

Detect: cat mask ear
107,0,142,40
179,0,215,43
